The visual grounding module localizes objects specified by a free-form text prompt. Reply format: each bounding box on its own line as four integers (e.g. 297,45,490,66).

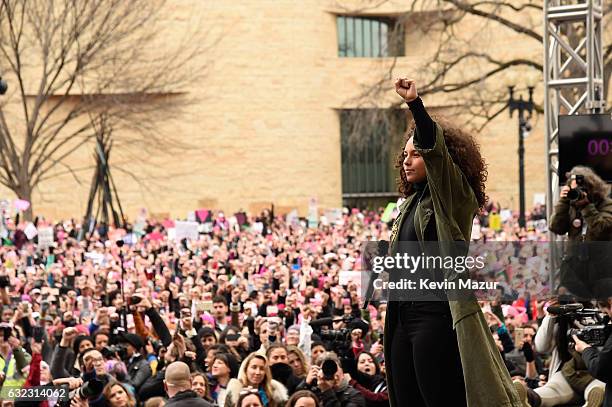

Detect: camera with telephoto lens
311,356,340,389
317,315,355,345
321,358,338,380
319,328,351,342
56,378,104,407
548,303,611,346
567,174,586,201
101,344,128,360
310,315,356,364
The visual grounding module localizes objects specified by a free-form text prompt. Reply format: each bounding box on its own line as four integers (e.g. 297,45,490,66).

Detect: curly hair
566,166,610,204
395,116,488,209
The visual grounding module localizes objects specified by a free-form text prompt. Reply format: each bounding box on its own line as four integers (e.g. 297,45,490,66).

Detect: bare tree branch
441,0,542,42
343,0,610,143
0,0,215,218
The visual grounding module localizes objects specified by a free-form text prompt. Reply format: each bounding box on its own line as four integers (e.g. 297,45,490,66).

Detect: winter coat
549,195,612,298
384,122,521,407
582,331,612,407
126,354,151,391
165,390,214,407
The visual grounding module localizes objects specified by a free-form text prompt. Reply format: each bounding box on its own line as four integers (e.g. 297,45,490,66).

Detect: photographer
549,167,612,297
514,299,606,407
297,352,364,407
574,298,612,407
116,333,152,392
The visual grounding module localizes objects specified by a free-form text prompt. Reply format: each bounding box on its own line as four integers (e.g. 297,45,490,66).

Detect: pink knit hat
201,312,215,327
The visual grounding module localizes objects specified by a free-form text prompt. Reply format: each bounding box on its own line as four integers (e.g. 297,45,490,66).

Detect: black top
398,181,428,242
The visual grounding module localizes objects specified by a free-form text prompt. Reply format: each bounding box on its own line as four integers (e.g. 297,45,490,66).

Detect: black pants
389,302,467,407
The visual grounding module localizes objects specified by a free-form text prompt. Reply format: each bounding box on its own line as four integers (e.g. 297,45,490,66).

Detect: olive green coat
384,123,521,407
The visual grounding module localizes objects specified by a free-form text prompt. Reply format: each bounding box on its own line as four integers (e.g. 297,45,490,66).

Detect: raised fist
394,78,418,103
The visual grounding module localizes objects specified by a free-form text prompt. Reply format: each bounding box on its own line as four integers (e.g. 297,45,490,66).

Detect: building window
337,15,404,57
340,110,406,205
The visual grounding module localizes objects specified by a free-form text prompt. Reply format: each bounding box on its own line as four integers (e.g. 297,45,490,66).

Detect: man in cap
118,333,151,392
164,361,213,406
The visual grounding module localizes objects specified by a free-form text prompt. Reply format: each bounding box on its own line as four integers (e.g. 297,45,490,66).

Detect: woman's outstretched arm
395,78,434,149
408,97,435,150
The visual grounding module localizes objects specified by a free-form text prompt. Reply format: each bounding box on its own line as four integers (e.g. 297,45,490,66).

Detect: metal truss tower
543,0,605,287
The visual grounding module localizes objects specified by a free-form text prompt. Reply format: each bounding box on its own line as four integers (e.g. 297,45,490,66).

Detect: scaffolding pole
543,0,605,291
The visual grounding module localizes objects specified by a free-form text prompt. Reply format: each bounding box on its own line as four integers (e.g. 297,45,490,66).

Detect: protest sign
38,227,54,249
381,202,397,223
174,221,199,241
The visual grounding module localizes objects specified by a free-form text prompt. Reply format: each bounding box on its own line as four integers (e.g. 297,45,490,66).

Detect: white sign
339,271,362,290
308,197,318,228
38,227,54,249
85,252,105,266
533,193,546,206
24,223,38,240
174,221,199,241
252,222,264,233
500,209,513,222
324,208,343,225
286,210,299,225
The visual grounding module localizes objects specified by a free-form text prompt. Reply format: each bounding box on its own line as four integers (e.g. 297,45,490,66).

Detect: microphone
547,303,583,315
362,241,389,309
309,315,351,328
309,317,339,328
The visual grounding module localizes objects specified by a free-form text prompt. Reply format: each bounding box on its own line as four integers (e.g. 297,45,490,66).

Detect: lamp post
116,239,128,330
508,85,534,229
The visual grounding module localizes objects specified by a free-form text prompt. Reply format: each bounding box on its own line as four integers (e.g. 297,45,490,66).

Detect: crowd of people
0,202,607,406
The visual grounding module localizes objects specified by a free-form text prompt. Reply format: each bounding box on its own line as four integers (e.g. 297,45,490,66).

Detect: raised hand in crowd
60,327,78,348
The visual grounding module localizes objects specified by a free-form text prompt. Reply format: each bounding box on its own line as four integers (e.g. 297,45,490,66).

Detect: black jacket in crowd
126,353,151,391
164,390,214,407
318,383,366,407
581,331,612,407
297,380,366,407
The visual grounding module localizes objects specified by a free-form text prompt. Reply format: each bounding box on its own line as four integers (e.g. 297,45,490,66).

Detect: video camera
548,303,611,346
309,314,361,369
309,314,355,345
